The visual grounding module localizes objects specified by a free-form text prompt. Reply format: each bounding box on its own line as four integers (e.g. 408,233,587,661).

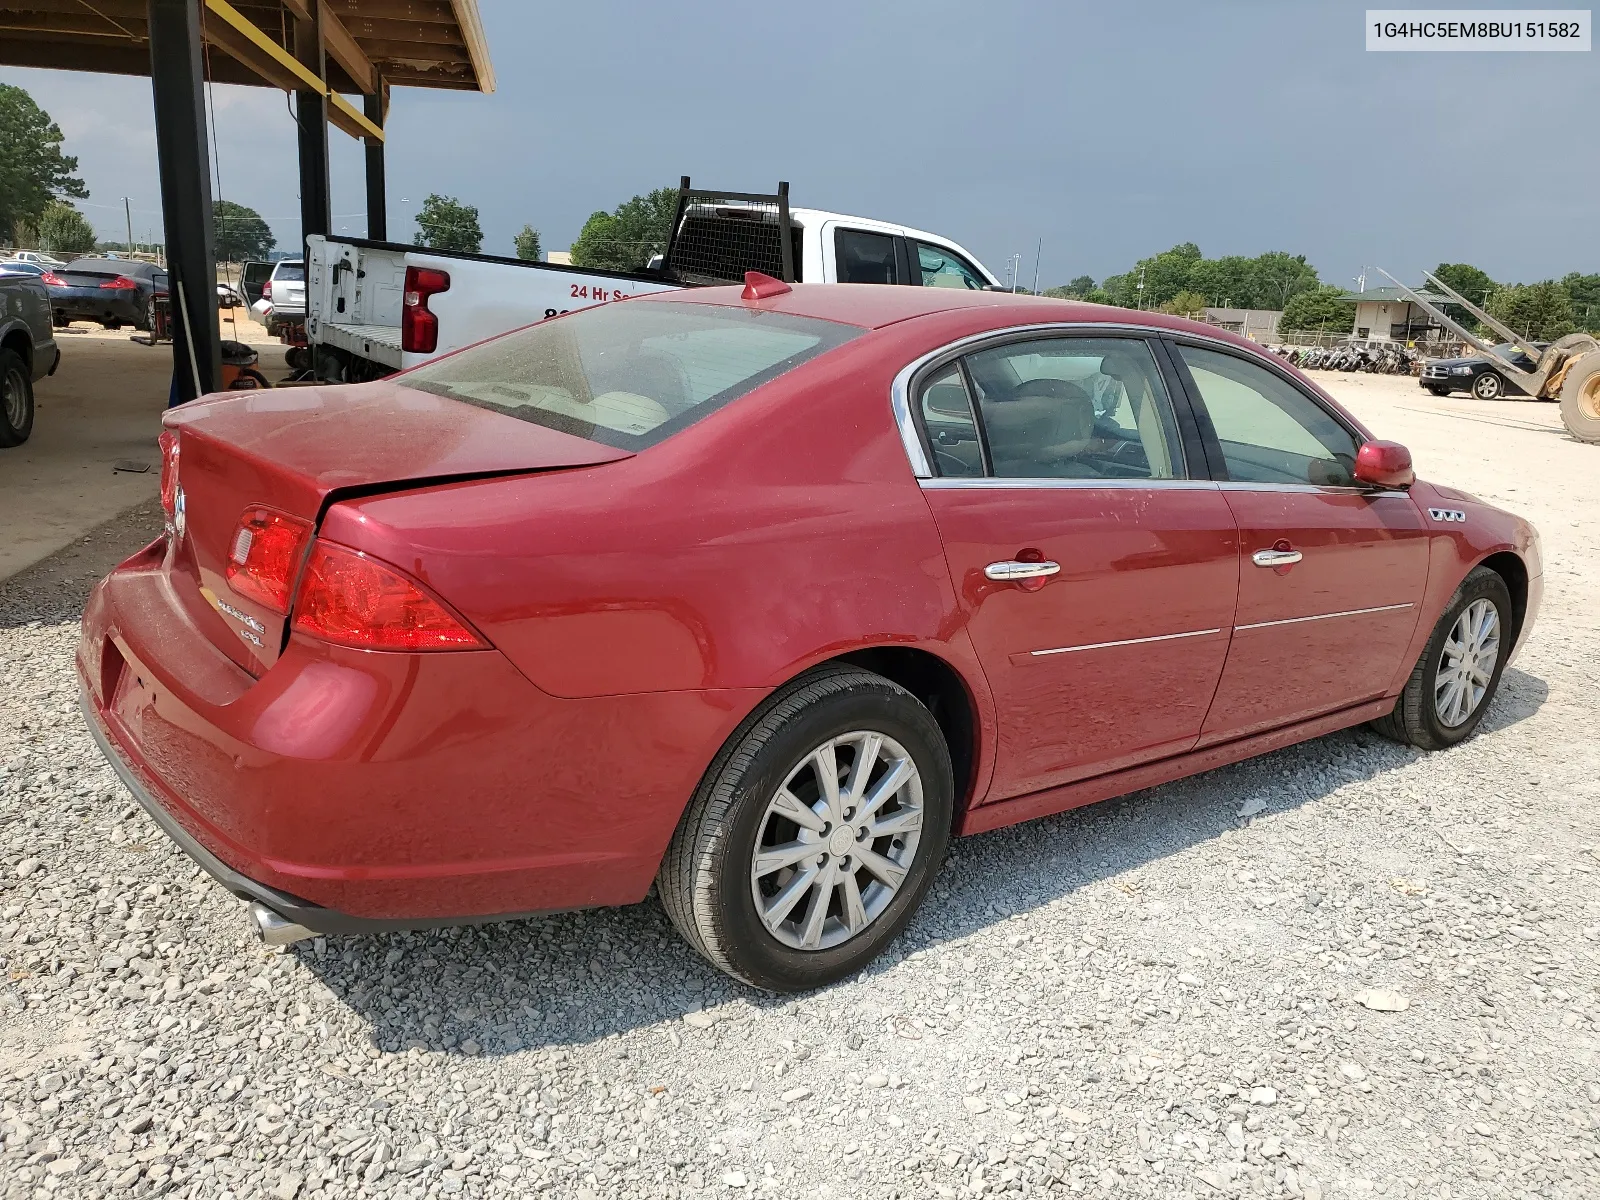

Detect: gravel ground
2,377,1597,1200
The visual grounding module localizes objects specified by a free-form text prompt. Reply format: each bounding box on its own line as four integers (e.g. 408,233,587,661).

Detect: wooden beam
201,10,307,92
337,16,463,45
447,0,493,92
0,35,152,76
0,13,144,40
326,0,456,23
318,0,374,92
203,0,324,90
348,38,470,66
328,90,383,141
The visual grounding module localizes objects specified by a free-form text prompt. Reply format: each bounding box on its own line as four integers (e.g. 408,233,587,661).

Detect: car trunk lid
165,379,631,674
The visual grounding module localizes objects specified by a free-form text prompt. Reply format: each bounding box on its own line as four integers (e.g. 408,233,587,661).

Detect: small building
1338,287,1447,343
546,251,573,265
1202,308,1282,343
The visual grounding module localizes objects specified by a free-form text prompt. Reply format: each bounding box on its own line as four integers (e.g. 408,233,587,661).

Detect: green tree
1559,271,1600,333
211,199,275,262
0,83,88,244
1186,255,1253,307
35,200,96,256
513,224,542,261
1486,281,1575,341
1159,289,1210,318
1044,275,1096,299
570,187,678,271
1429,262,1497,333
413,194,483,253
1279,285,1352,334
1248,251,1319,310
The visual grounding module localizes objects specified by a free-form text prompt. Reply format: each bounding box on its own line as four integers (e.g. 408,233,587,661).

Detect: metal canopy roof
0,1,495,100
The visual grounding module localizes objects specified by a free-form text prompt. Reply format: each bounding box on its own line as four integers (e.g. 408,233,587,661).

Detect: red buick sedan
79,280,1540,991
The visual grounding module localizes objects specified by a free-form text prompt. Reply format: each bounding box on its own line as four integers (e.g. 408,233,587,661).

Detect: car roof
642,282,1253,341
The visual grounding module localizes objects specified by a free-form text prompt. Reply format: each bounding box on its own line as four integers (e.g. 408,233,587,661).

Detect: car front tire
0,348,35,447
1370,566,1513,751
659,666,953,992
1473,371,1504,400
1425,384,1450,396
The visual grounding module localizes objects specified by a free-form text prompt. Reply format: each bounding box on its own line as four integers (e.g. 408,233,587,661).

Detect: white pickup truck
305,181,1000,382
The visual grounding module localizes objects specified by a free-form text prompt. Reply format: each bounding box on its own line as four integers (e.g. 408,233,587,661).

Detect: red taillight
291,541,483,651
100,274,138,290
262,280,272,299
225,508,312,614
401,266,451,354
158,430,180,522
40,271,66,287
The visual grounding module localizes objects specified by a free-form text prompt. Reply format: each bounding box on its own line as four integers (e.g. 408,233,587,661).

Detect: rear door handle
985,560,1062,581
1252,548,1303,568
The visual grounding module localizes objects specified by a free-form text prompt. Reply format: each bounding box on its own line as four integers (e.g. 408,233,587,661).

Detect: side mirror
1353,440,1414,489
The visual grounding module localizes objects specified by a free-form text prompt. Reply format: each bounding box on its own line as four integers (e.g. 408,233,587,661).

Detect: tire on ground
0,347,35,447
658,665,953,992
1369,566,1513,751
1558,351,1600,443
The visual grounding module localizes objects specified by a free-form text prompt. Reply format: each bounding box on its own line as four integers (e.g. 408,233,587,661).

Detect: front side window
401,300,862,450
914,242,987,290
834,229,898,285
1176,344,1359,486
960,337,1184,479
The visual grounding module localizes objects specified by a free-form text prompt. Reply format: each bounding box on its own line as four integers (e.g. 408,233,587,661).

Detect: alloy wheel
1434,598,1501,727
1474,373,1502,400
749,730,924,951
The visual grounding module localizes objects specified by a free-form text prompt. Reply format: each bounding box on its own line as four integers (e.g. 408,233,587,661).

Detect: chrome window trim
891,320,1248,481
1029,627,1223,657
920,477,1218,492
1214,481,1413,497
1234,601,1413,632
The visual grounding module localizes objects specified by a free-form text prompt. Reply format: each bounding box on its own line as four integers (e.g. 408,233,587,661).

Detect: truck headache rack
663,177,797,285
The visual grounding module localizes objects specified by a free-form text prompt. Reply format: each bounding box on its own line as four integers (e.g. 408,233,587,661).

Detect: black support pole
363,85,386,241
147,0,219,401
294,12,329,263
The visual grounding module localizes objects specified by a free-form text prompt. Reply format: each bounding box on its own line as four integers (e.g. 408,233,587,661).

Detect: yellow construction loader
1380,268,1600,442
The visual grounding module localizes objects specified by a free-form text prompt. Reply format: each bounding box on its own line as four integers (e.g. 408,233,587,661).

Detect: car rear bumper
77,538,753,925
50,287,141,322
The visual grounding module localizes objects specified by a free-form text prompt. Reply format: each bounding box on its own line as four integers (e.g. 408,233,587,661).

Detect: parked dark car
46,257,162,331
1,270,61,446
1420,343,1547,400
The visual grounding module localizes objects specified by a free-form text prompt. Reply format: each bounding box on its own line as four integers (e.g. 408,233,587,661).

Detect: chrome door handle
985,560,1062,581
1252,548,1303,568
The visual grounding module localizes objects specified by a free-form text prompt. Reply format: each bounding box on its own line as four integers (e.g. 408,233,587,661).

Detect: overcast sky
3,0,1594,290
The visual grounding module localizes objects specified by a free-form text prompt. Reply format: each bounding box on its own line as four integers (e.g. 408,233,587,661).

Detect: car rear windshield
274,262,305,282
400,300,863,450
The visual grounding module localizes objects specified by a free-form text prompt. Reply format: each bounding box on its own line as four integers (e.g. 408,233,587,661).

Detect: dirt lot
0,310,288,581
0,372,1595,1200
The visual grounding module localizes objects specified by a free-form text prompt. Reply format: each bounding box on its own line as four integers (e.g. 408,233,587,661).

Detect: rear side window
400,300,863,450
835,229,899,284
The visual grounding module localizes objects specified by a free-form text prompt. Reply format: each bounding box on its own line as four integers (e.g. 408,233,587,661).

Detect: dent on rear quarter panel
319,333,972,700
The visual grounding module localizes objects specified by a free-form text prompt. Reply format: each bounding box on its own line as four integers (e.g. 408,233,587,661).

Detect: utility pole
1031,237,1042,295
1136,266,1146,310
123,197,134,257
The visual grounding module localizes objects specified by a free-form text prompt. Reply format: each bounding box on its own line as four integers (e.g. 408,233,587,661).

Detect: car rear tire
0,348,35,447
659,666,953,992
1369,567,1512,751
1472,372,1504,400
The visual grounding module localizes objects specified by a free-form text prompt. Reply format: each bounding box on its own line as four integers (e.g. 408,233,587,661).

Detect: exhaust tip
250,901,314,946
